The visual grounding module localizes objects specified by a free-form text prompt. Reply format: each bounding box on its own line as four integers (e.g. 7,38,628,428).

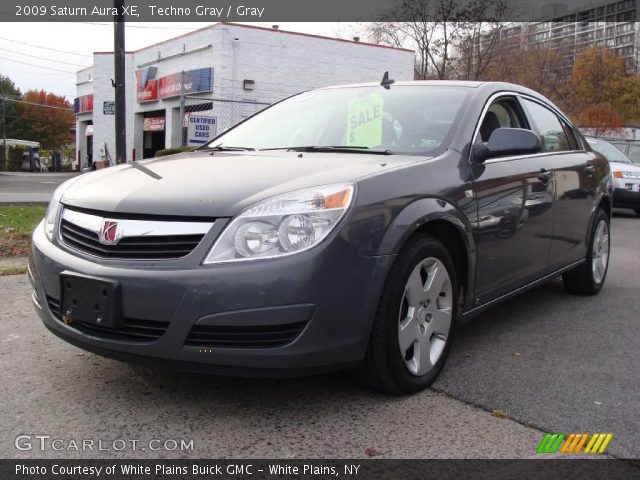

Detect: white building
74,23,415,167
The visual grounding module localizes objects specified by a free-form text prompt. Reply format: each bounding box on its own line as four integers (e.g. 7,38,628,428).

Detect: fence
181,97,271,147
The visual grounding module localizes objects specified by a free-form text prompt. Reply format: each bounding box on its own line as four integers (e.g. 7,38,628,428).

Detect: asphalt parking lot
0,212,637,459
0,172,79,203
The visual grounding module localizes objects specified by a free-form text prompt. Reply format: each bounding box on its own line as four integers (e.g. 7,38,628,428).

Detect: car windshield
203,86,469,155
588,139,632,163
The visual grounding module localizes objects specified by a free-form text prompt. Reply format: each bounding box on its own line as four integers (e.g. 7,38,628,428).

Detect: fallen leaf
512,352,521,356
491,409,508,418
364,447,383,457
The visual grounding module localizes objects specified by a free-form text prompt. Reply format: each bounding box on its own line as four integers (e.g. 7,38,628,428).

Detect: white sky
0,22,362,101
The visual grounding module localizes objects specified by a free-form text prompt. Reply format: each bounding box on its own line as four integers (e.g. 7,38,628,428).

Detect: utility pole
1,96,7,166
114,0,126,163
179,70,185,146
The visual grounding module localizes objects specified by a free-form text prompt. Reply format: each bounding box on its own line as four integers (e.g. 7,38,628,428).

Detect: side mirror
473,128,542,163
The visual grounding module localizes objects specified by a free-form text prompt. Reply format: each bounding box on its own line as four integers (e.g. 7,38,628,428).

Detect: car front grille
47,296,169,343
185,322,308,349
58,207,214,260
60,219,205,259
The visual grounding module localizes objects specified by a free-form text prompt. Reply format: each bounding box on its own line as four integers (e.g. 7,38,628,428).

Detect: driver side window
479,98,526,142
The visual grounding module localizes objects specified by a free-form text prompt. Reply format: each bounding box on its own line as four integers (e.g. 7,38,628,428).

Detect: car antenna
380,71,395,89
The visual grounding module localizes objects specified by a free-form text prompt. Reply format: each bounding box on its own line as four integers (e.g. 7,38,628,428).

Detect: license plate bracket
60,272,122,328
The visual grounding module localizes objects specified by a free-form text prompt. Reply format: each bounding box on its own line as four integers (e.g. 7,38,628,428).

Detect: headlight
204,183,354,264
44,176,82,241
613,170,640,179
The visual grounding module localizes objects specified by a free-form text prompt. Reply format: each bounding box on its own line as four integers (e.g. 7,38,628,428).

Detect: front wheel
634,208,640,217
355,234,458,394
562,209,610,295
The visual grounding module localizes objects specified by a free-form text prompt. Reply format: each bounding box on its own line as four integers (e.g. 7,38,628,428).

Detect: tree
17,90,74,150
567,46,640,127
515,42,572,111
365,0,511,80
0,75,25,140
577,104,624,137
454,22,506,80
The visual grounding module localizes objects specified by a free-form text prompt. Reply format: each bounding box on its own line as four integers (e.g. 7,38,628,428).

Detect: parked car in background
609,140,640,164
587,137,640,216
30,81,612,394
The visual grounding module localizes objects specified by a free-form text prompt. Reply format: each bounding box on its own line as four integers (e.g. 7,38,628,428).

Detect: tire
635,208,640,217
562,209,610,295
355,234,459,394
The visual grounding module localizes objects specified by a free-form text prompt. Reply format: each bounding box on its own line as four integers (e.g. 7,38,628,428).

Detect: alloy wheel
398,257,453,376
591,219,610,285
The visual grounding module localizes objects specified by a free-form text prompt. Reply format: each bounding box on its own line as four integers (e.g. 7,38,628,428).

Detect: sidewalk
0,256,28,275
0,257,28,269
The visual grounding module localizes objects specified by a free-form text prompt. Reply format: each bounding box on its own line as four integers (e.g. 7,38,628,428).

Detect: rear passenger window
522,99,570,152
561,121,580,150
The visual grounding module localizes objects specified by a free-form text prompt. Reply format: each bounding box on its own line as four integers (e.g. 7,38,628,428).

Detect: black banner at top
2,0,640,22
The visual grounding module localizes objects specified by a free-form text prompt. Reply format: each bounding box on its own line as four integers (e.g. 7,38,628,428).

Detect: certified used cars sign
187,115,217,145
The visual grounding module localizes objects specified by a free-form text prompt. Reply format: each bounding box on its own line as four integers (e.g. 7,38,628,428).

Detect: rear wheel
355,234,458,394
562,209,610,295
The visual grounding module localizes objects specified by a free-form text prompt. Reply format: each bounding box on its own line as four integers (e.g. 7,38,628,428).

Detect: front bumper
613,187,640,209
30,224,394,376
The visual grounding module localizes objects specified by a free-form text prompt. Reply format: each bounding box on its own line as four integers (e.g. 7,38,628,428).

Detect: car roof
318,80,486,89
315,80,560,115
316,80,539,90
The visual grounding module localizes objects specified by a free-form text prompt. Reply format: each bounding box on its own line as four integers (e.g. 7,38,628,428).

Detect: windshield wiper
197,145,255,152
261,146,394,155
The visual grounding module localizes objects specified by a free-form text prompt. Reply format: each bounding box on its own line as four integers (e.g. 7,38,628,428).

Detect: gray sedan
30,81,612,393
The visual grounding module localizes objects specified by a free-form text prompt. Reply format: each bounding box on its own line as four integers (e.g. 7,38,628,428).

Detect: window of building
616,33,634,45
618,10,634,20
617,22,633,33
617,45,634,55
618,0,634,11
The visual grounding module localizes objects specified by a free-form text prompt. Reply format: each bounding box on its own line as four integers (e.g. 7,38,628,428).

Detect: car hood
61,151,423,217
609,161,640,173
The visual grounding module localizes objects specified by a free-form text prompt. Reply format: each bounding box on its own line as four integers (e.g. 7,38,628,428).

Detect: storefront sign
103,101,115,115
187,115,217,145
158,68,213,99
143,117,165,132
136,67,158,103
136,67,213,103
74,94,94,114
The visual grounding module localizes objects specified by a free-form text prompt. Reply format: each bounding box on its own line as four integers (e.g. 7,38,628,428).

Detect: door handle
585,165,596,176
538,169,553,182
